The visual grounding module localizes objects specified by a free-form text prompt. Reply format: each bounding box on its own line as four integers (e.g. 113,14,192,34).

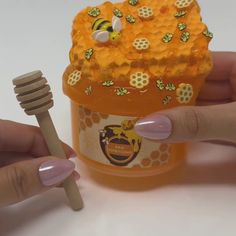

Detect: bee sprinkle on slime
92,16,122,43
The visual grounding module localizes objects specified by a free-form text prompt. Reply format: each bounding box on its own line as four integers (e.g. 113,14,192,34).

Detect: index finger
0,120,75,158
206,51,236,81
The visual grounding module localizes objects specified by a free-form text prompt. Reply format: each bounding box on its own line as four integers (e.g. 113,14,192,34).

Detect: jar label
78,106,172,169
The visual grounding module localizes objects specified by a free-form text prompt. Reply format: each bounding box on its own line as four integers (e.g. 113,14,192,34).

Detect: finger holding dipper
13,70,83,211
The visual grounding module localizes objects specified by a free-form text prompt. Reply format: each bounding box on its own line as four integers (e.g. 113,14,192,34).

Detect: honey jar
63,0,213,177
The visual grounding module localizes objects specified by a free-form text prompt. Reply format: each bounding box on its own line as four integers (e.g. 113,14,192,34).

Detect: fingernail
39,160,75,187
135,114,172,140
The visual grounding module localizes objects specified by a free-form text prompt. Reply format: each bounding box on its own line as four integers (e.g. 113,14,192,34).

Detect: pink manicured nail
135,114,172,140
39,160,75,187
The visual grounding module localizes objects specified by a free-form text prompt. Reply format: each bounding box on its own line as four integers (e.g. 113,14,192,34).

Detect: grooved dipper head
13,71,53,115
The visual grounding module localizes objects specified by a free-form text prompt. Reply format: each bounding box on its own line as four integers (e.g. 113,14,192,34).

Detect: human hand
135,52,236,144
0,120,79,207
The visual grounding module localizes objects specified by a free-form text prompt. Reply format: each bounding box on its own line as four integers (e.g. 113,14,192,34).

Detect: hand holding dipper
13,70,83,211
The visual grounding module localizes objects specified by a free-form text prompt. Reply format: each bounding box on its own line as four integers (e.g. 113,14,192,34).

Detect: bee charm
92,16,122,43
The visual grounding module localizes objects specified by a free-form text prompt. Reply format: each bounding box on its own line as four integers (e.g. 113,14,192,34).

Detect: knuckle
182,108,204,139
6,165,29,201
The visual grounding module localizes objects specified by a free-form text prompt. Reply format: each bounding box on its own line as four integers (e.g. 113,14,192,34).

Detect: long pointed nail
135,114,172,140
39,160,75,187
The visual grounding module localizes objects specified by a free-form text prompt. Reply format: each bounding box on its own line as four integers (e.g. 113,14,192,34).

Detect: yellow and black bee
92,16,122,43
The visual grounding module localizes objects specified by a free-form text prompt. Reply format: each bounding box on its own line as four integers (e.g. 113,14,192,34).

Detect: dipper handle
36,112,83,210
13,71,83,211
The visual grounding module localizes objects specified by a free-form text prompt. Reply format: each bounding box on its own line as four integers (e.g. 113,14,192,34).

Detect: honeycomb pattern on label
79,107,109,132
133,144,172,168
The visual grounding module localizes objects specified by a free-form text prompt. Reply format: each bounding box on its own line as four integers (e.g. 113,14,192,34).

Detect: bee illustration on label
92,16,122,43
99,119,142,166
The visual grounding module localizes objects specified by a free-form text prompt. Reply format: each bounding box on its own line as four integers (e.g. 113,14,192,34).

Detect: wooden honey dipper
13,70,83,211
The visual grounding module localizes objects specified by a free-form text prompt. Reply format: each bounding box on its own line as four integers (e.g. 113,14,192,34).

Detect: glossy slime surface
63,0,213,116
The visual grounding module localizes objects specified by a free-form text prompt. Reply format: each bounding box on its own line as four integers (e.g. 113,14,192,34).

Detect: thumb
135,102,236,143
0,157,75,207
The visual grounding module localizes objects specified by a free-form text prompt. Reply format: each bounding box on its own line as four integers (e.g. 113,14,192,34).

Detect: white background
0,1,236,236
